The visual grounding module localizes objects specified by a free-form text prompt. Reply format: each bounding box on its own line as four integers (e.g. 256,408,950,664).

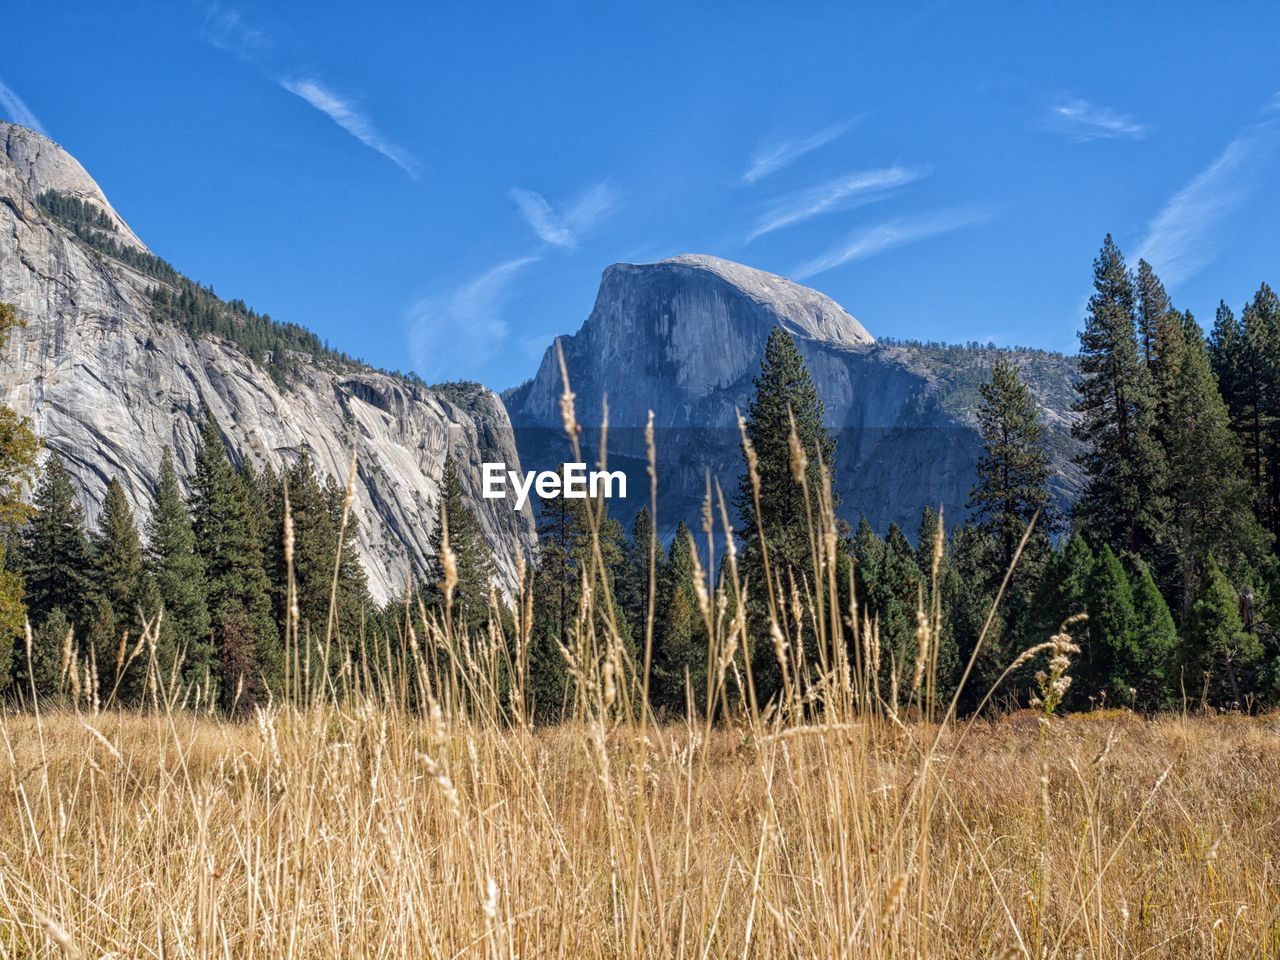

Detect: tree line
2,235,1279,718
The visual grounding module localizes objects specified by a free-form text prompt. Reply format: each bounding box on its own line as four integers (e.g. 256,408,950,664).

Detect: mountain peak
0,121,148,252
645,253,874,348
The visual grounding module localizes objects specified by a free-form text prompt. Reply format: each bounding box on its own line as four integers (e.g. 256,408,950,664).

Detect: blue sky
3,2,1279,388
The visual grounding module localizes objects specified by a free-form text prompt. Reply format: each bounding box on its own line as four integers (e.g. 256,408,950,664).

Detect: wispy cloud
407,256,540,382
742,118,857,185
200,5,419,179
280,77,420,178
1136,100,1280,285
793,208,989,280
509,182,618,248
747,166,927,241
201,2,266,58
0,79,46,136
1047,99,1148,143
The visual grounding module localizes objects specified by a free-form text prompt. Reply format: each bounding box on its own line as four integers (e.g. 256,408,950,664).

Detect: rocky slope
505,254,1082,539
0,122,536,603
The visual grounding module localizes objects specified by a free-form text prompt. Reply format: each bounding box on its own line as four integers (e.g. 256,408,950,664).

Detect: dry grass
5,367,1279,957
1,706,1278,958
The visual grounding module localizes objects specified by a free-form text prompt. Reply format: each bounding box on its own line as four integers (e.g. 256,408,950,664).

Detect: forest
1,235,1279,719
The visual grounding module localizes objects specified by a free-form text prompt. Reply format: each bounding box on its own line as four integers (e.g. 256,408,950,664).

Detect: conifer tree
652,521,707,713
90,478,148,700
1154,311,1268,610
1072,236,1166,556
190,411,282,707
1135,259,1173,368
1182,557,1262,708
1083,545,1140,705
22,607,68,698
734,326,838,705
21,453,93,631
914,506,960,705
618,506,658,658
968,356,1054,593
1127,559,1179,710
735,325,838,599
427,453,495,627
146,448,213,686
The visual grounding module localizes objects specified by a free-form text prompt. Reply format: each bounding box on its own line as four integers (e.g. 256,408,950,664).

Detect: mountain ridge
506,253,1082,539
0,121,536,603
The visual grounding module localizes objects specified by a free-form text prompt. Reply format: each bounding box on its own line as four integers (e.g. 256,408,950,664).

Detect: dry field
4,407,1279,957
1,704,1277,958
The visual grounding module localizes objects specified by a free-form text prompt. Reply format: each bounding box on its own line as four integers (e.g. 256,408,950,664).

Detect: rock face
0,122,536,603
505,254,1082,539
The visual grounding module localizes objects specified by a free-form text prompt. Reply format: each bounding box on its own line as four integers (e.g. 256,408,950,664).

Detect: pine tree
617,506,659,662
1135,259,1172,368
1212,285,1280,536
944,523,1006,706
968,356,1054,603
1127,559,1179,710
734,326,838,704
22,607,69,698
652,521,707,714
146,448,213,688
529,481,578,720
914,506,960,706
427,453,496,627
1072,236,1166,556
1082,545,1140,705
190,411,282,708
735,325,838,601
1182,557,1262,708
90,478,148,701
1154,311,1268,610
21,453,93,630
874,524,926,703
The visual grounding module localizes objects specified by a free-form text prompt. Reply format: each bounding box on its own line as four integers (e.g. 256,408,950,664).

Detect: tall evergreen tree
21,453,93,630
1135,259,1173,368
652,521,707,714
1082,544,1141,706
734,326,839,704
968,356,1054,582
90,478,148,700
617,506,659,659
1072,236,1166,556
146,448,213,687
190,411,281,708
1154,311,1268,610
1127,559,1179,710
427,453,496,627
735,325,838,599
1182,556,1262,708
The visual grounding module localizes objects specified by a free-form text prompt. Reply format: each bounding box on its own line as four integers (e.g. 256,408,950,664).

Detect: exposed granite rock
0,121,536,604
505,254,1082,539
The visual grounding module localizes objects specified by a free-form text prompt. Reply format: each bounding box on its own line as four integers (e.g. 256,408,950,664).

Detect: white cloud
1048,99,1148,143
793,208,989,279
0,79,46,136
509,182,618,248
280,77,420,178
1136,106,1279,285
742,118,857,185
747,166,927,241
407,256,540,382
201,3,266,58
